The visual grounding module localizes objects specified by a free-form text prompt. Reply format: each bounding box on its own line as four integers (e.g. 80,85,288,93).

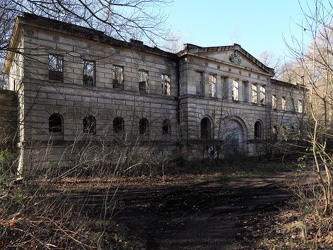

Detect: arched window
254,121,262,139
200,117,211,139
49,113,63,133
139,118,149,134
162,119,170,135
83,115,96,134
113,117,124,134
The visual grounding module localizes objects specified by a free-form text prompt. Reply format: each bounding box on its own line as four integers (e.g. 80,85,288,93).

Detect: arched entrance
222,118,247,155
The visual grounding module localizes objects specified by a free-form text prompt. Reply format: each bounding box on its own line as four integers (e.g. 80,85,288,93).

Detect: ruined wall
0,90,18,149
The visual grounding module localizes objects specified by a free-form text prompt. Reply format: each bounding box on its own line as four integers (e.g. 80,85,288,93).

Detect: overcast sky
166,0,315,60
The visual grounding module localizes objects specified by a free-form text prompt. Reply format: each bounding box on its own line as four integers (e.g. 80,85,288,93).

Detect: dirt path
112,174,293,249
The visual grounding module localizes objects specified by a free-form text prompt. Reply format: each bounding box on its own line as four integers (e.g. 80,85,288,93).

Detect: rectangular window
83,60,95,86
298,100,303,113
282,97,286,110
112,65,124,89
259,85,266,104
48,54,63,81
196,71,204,96
232,79,239,101
208,74,217,97
139,70,148,93
251,83,257,103
161,74,171,95
272,94,277,109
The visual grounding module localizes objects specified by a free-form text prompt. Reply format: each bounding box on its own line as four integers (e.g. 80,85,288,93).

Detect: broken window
139,118,149,134
251,83,257,103
200,117,211,139
162,119,170,134
48,54,63,81
139,71,148,93
282,97,286,110
254,121,262,139
161,74,171,95
113,117,124,134
83,60,95,86
83,115,96,134
232,79,239,101
208,74,216,97
259,85,266,104
196,71,204,96
112,65,124,89
49,113,62,133
272,94,277,109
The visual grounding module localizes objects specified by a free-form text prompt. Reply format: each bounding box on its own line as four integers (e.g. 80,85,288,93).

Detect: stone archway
222,118,247,155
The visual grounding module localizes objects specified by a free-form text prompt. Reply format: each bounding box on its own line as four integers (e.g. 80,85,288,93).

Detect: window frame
83,115,96,134
139,70,149,93
112,65,124,89
83,60,96,86
200,117,212,139
113,117,124,134
48,54,64,82
139,118,149,134
161,74,171,96
49,113,63,133
254,121,263,139
208,74,217,98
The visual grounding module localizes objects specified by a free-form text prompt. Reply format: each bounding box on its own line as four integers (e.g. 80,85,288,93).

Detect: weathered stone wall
0,90,18,149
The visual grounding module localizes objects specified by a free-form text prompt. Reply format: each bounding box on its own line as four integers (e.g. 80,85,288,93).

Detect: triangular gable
181,43,274,76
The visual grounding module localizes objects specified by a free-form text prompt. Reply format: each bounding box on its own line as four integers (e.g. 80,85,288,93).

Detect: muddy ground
107,174,293,249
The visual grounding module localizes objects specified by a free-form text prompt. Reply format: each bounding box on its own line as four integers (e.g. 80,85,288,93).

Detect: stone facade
3,14,306,173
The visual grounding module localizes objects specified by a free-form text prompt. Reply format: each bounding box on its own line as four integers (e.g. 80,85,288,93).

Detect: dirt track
112,174,292,249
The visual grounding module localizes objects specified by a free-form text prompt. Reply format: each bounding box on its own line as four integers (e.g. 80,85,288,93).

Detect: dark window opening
113,117,124,134
48,55,63,81
49,113,62,133
139,71,148,93
83,60,95,86
139,118,149,134
162,119,170,134
200,118,211,139
113,66,124,89
254,121,262,139
83,115,96,134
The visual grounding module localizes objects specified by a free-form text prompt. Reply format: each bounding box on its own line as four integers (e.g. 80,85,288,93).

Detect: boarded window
48,55,63,81
83,60,95,86
49,113,62,133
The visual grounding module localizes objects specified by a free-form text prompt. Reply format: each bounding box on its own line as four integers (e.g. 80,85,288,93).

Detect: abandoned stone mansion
2,13,306,173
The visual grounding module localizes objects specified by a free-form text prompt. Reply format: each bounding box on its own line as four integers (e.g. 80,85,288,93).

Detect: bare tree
286,0,333,216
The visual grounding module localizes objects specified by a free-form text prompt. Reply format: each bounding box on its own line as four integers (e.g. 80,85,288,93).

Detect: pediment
183,44,274,76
